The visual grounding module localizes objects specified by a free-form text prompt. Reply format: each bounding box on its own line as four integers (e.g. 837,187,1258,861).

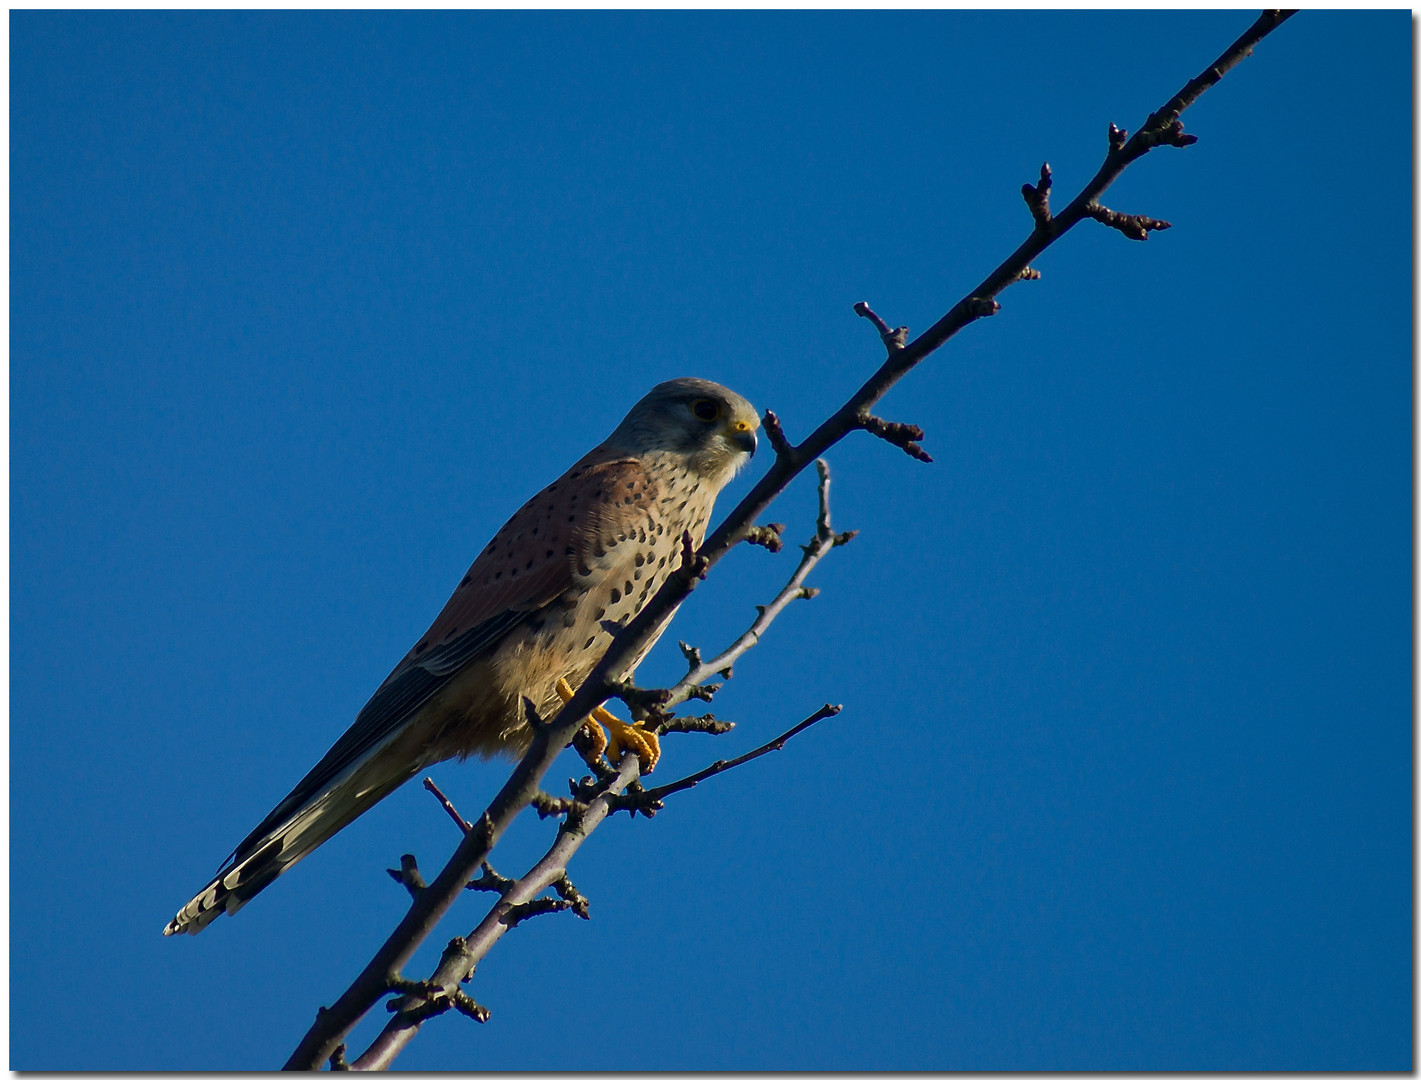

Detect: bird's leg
554,677,660,773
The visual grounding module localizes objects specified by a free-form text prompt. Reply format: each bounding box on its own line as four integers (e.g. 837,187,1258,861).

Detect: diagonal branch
349,750,641,1069
284,12,1296,1069
350,699,837,1069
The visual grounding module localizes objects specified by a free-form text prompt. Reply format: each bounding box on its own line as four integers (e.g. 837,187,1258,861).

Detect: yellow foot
554,677,661,773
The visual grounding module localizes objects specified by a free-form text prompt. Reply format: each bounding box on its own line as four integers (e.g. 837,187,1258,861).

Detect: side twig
668,459,855,708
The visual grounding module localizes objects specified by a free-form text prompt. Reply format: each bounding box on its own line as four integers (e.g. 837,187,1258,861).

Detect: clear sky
10,9,1411,1071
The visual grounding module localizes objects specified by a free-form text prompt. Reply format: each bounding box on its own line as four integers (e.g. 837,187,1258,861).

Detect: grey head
605,377,759,487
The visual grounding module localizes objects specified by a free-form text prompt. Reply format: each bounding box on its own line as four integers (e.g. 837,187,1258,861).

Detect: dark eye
691,398,721,422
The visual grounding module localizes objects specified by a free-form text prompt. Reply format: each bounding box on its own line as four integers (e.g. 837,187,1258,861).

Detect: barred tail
163,751,419,936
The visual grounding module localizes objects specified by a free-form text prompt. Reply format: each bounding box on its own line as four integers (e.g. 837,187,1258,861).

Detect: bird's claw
555,677,660,773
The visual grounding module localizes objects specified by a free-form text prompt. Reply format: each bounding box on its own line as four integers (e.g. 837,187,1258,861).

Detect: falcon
165,377,759,936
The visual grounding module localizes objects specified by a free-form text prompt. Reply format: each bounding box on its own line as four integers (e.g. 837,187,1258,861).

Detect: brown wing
222,454,658,868
388,454,662,678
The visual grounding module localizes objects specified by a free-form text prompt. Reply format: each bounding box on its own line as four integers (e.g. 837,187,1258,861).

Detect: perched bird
165,377,759,936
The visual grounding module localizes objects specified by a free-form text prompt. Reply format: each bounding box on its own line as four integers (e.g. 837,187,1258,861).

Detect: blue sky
10,9,1410,1071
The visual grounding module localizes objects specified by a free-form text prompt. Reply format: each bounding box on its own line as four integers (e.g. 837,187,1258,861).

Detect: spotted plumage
164,377,758,936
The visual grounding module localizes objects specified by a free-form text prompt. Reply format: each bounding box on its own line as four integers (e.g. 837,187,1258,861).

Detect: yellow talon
554,677,660,773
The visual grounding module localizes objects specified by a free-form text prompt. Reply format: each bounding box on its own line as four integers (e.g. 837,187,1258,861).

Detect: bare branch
286,14,1296,1068
355,695,833,1067
678,529,709,579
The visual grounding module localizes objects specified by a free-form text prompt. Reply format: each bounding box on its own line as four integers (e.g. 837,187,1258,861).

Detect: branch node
678,530,709,580
966,297,1000,318
500,896,581,928
552,872,592,920
385,976,489,1025
329,1044,349,1071
834,529,859,547
385,853,426,899
569,776,595,802
1108,122,1129,152
465,861,515,896
761,410,795,460
683,682,719,704
449,990,491,1023
1085,202,1173,241
798,586,820,601
1021,161,1053,226
1018,267,1042,282
742,521,786,553
530,790,574,818
859,414,933,464
659,714,735,736
605,788,665,819
610,679,672,713
678,640,701,669
854,301,908,352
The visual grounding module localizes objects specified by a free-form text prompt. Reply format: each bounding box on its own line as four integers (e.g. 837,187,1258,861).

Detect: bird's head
608,377,760,487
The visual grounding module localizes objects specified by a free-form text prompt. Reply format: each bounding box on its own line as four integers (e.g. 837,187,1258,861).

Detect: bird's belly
417,625,600,762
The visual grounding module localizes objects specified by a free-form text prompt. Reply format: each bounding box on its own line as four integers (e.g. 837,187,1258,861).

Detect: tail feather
163,750,421,936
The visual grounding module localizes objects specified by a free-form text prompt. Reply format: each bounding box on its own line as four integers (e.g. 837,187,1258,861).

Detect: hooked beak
727,424,757,457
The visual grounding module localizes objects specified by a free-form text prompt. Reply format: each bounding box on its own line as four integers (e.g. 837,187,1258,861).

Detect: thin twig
667,460,854,708
422,777,471,835
636,704,842,804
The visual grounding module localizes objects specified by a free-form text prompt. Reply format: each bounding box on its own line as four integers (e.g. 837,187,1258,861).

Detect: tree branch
349,751,643,1069
284,11,1296,1068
